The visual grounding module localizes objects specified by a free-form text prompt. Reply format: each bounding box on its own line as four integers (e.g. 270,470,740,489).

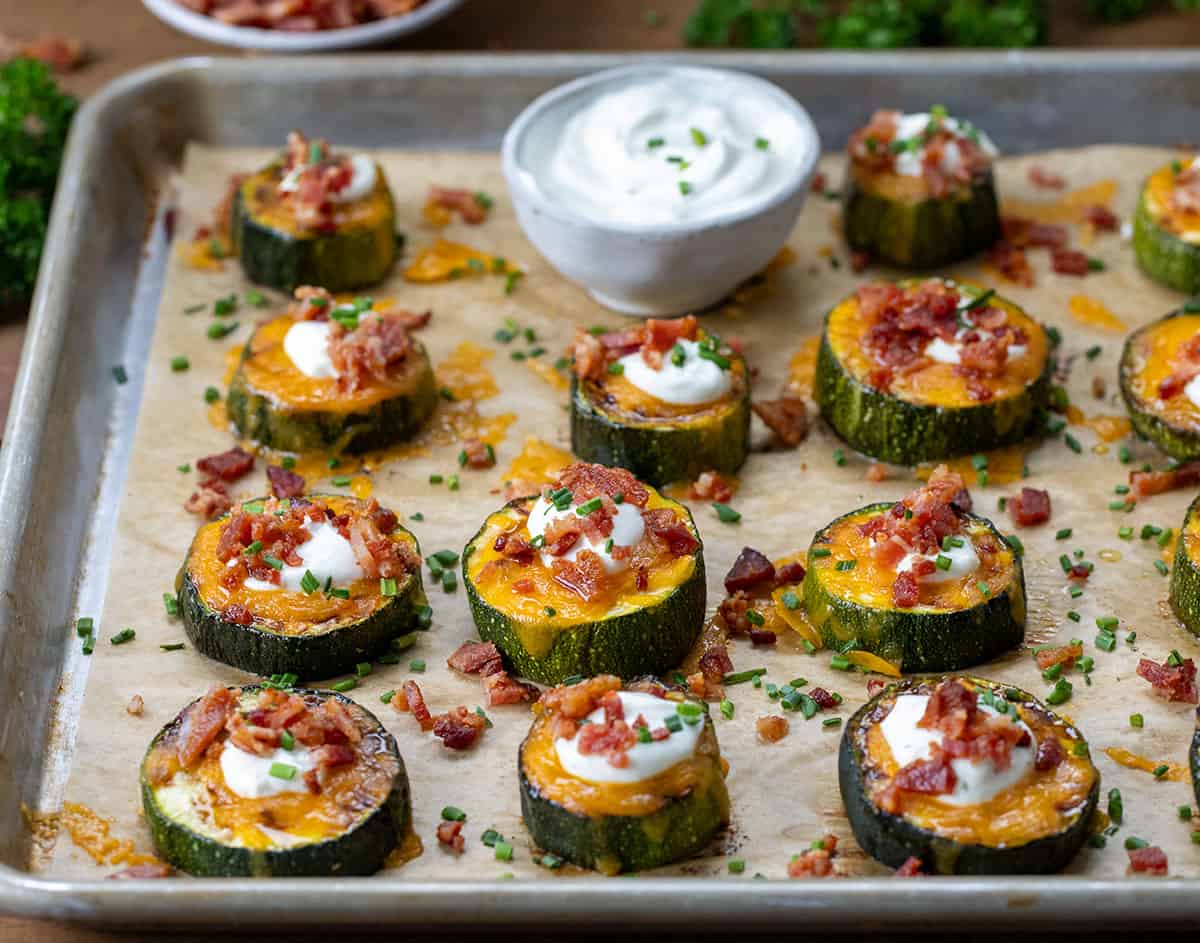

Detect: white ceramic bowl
141,0,463,52
501,64,821,316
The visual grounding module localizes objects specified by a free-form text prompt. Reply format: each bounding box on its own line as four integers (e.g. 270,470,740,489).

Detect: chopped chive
162,593,179,617
269,762,296,780
1107,788,1124,824
723,668,767,685
1158,527,1175,548
811,548,832,558
299,570,319,595
1096,615,1119,631
448,475,460,491
169,355,190,372
1118,526,1133,540
1095,632,1116,652
834,559,857,571
206,320,239,340
494,840,513,862
1055,528,1072,541
719,698,734,720
392,633,418,652
331,678,357,693
832,448,846,467
1067,610,1081,622
442,570,458,593
713,503,741,524
280,730,295,750
355,661,372,678
830,654,852,671
441,806,467,822
1124,836,1147,850
745,609,764,627
678,181,693,196
262,554,284,570
935,554,952,571
159,642,185,652
1130,713,1144,729
110,628,135,645
1180,806,1193,821
1153,764,1170,779
1045,678,1073,705
409,659,426,673
575,497,603,516
1064,433,1082,454
1156,560,1170,576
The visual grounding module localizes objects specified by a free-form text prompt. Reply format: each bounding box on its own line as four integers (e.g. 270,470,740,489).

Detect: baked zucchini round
1119,307,1200,461
227,288,437,455
803,468,1025,673
142,684,410,877
519,676,729,875
1169,495,1200,638
178,494,425,681
839,675,1099,875
463,462,706,685
842,109,1001,268
568,316,750,487
815,277,1051,465
1133,159,1200,295
232,131,397,293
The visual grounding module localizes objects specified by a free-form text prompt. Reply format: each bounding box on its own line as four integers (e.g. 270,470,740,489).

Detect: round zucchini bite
1169,495,1200,637
1133,158,1200,294
227,286,437,455
232,130,397,293
839,675,1099,875
842,108,1001,269
816,277,1051,465
803,467,1025,673
519,676,729,875
463,461,706,685
178,493,426,680
1119,308,1200,461
568,316,750,488
142,684,410,877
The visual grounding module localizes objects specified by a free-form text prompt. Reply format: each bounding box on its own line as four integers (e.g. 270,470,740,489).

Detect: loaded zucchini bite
840,676,1098,875
1169,495,1200,637
1119,308,1200,460
569,316,750,487
233,130,397,292
803,467,1025,673
519,675,729,875
227,286,437,454
1133,157,1200,294
142,685,409,877
463,462,705,684
178,494,425,680
816,277,1051,465
843,108,1001,268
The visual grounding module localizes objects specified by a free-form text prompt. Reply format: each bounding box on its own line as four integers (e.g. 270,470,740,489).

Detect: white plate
141,0,464,52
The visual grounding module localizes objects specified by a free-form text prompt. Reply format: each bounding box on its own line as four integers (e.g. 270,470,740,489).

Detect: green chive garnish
269,762,296,780
713,503,741,524
110,628,135,645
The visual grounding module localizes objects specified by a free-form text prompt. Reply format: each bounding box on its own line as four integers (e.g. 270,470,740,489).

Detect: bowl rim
500,62,822,238
140,0,464,52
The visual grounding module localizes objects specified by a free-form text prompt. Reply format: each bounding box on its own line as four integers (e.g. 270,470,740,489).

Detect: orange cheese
1124,312,1200,434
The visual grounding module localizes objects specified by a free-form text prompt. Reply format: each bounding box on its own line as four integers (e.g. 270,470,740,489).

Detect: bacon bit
436,820,465,854
221,603,253,626
400,680,434,731
1130,460,1200,499
433,706,486,750
292,285,334,321
776,560,806,585
197,447,255,482
988,242,1034,287
494,531,536,565
126,695,144,717
894,856,924,877
184,479,232,520
1128,845,1169,876
461,438,495,469
756,714,789,743
642,316,699,368
17,33,87,72
328,311,417,393
1084,204,1120,232
749,629,777,646
177,687,237,768
1092,375,1107,400
810,171,827,193
643,508,700,556
1050,248,1092,277
266,464,305,499
808,687,838,710
1035,644,1083,672
428,186,488,224
346,508,412,580
1009,487,1051,526
865,463,889,483
891,571,920,610
1028,165,1066,190
849,250,871,273
1068,563,1091,582
787,834,838,879
447,641,504,677
552,551,606,603
1034,737,1065,772
539,675,622,733
689,470,735,504
1136,656,1199,704
557,462,648,508
880,752,957,813
724,547,776,593
698,645,734,684
576,691,638,767
483,672,540,706
752,397,809,448
108,862,174,880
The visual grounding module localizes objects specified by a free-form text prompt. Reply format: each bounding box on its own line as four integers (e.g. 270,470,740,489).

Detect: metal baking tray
4,50,1200,929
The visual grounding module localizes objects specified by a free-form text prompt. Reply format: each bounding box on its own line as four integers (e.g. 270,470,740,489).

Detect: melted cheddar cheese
240,164,393,238
1124,313,1200,433
1144,162,1200,244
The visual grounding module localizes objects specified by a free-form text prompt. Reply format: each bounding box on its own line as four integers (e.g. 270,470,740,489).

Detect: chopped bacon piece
483,672,540,706
197,446,255,482
436,820,465,853
866,679,887,698
1009,487,1051,526
292,285,334,321
569,330,606,383
641,315,699,368
266,464,306,499
1137,656,1199,704
717,592,753,636
1050,248,1091,276
752,397,809,447
892,571,920,609
399,680,434,731
775,561,805,585
328,312,415,393
551,551,606,602
577,693,638,767
866,463,889,483
848,109,991,194
881,752,957,813
493,531,536,565
724,547,776,593
894,856,925,877
1130,460,1200,499
1128,845,1169,876
1035,644,1082,672
539,676,622,730
1034,737,1065,772
345,510,413,580
749,629,777,646
1085,204,1119,232
787,835,838,879
756,715,789,742
849,250,871,273
1068,563,1091,582
556,462,648,508
1028,165,1065,190
108,862,174,880
184,480,231,519
1002,217,1069,249
643,508,700,556
221,603,253,626
689,470,735,504
127,694,145,717
447,641,504,677
988,242,1034,287
460,438,495,470
808,687,838,710
177,687,237,768
698,644,734,684
433,706,487,750
428,186,488,224
810,171,827,193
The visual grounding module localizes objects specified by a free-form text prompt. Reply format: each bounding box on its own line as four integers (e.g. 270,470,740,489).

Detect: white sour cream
618,339,732,405
279,153,378,204
243,519,364,593
526,495,645,574
219,742,318,799
880,693,1034,806
897,538,980,585
556,691,702,784
283,319,337,379
891,112,998,179
531,77,810,226
1185,374,1200,410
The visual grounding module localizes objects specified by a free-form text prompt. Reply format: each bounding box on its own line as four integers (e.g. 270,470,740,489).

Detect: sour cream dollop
1184,374,1200,410
243,519,364,593
880,694,1034,806
279,153,378,204
556,691,702,784
220,743,318,799
890,112,998,179
618,339,732,405
897,538,980,585
284,320,337,379
920,290,1025,366
526,494,644,574
529,77,811,226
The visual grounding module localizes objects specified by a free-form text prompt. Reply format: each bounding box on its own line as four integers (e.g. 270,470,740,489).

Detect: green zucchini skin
839,677,1098,876
142,686,411,877
1169,496,1200,638
814,311,1052,466
1132,187,1200,295
226,341,438,455
842,170,1001,269
568,368,751,488
803,504,1026,673
462,498,706,685
232,179,397,294
519,715,728,874
1191,726,1200,810
1118,309,1200,461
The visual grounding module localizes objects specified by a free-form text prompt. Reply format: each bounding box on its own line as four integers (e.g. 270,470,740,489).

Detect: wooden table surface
5,1,1200,937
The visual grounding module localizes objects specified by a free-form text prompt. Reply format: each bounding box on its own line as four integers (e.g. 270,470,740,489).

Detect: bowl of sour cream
502,64,821,316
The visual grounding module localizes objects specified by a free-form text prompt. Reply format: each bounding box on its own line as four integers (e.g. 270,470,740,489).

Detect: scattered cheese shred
1104,747,1190,782
1069,294,1127,333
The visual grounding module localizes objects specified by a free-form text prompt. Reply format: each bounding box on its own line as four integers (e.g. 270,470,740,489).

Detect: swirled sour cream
279,153,378,204
618,339,732,405
284,320,337,379
526,495,644,574
220,743,317,799
898,538,980,585
556,691,702,784
890,112,998,179
243,519,364,593
880,694,1034,806
531,77,810,226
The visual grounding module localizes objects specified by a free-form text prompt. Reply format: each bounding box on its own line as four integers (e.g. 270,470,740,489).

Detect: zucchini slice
839,676,1098,875
1119,307,1200,461
232,136,397,293
142,684,410,877
568,319,750,487
227,299,437,455
463,463,706,684
803,471,1025,673
1133,160,1200,295
178,494,426,680
1170,495,1200,637
815,278,1051,465
519,677,729,874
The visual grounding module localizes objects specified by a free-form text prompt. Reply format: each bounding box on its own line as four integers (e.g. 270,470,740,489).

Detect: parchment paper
37,144,1200,881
